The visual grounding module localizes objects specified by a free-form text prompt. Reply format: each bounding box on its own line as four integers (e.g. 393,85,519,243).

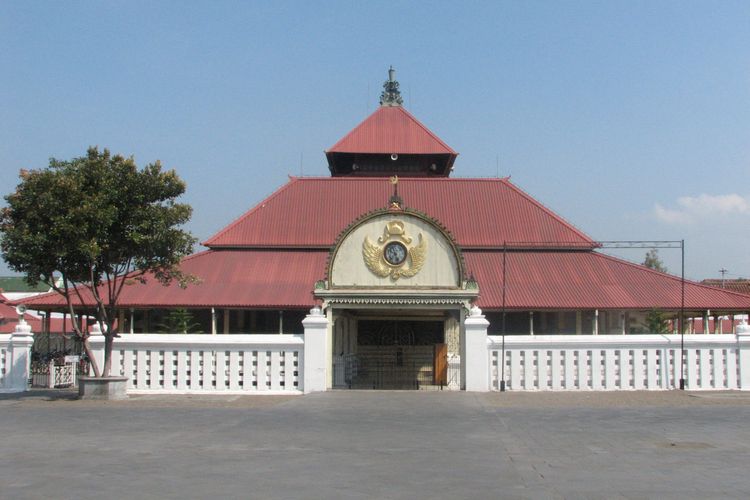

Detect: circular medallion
384,241,407,266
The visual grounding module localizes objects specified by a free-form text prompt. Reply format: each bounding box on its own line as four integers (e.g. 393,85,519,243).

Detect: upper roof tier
326,69,458,176
203,177,596,249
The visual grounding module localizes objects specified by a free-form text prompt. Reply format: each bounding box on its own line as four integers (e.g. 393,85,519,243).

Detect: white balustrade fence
0,334,9,388
489,334,750,391
89,334,304,394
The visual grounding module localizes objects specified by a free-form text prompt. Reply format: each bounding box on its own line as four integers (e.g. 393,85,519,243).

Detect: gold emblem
363,220,427,280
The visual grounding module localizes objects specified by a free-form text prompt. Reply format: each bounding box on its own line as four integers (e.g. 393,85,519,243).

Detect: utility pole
719,268,728,288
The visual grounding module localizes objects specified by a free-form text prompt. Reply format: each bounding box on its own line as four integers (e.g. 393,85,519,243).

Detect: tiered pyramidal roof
325,68,457,176
20,68,750,313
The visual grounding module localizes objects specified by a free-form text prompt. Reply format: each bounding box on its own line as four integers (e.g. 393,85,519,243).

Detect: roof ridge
501,179,596,245
593,251,750,300
395,106,458,154
326,106,456,154
202,178,300,247
326,108,379,153
292,176,509,183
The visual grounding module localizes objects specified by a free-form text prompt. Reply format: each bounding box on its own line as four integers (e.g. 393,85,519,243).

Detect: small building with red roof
20,68,750,389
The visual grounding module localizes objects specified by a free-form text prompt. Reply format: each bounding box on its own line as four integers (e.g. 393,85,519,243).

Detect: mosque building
24,69,750,390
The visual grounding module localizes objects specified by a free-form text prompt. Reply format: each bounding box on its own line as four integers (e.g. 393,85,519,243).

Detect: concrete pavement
1,390,749,499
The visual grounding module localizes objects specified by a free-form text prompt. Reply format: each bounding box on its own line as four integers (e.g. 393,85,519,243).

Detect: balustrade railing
488,334,749,391
89,334,304,394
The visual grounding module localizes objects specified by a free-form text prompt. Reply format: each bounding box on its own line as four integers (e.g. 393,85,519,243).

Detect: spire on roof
379,66,403,107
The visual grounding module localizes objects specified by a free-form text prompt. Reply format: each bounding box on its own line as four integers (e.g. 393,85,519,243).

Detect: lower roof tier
20,249,750,311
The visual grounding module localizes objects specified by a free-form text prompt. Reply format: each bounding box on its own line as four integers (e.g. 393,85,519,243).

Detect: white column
88,322,105,375
593,310,599,336
703,311,709,334
6,316,34,392
129,309,134,334
529,311,534,336
737,322,750,390
211,307,217,335
302,306,328,394
463,305,490,392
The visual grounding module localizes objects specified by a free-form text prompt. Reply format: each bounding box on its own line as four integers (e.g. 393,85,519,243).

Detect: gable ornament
362,220,427,280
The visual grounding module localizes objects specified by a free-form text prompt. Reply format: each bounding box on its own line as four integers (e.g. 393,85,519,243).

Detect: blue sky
1,1,748,280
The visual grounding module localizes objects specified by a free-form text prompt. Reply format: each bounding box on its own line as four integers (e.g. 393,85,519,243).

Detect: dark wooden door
433,343,447,385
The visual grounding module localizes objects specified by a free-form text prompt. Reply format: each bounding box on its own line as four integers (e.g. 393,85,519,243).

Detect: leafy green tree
642,249,670,333
643,249,667,273
1,147,196,376
157,308,202,334
644,309,671,334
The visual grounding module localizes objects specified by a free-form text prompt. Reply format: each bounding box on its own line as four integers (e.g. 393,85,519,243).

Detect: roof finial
380,66,403,107
389,175,403,209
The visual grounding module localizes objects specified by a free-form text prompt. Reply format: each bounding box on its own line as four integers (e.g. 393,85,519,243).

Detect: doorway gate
334,320,447,389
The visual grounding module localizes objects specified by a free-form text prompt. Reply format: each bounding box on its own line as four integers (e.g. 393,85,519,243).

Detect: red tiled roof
1,293,92,334
0,293,41,333
204,177,596,249
20,250,750,311
20,250,328,309
466,251,750,310
326,106,457,155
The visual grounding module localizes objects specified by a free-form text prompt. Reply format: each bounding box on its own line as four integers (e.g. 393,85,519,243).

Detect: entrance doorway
340,320,445,389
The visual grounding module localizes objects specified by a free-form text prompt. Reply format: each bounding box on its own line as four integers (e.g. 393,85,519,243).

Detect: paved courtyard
1,390,750,499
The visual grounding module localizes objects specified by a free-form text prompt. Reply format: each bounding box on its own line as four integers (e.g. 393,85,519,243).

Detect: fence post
8,316,35,392
464,305,490,392
47,360,55,389
302,306,328,394
88,322,105,376
737,322,750,390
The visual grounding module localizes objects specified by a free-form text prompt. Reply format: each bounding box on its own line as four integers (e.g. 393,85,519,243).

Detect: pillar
593,310,599,336
88,322,105,375
211,307,217,335
129,309,134,334
529,311,534,336
118,309,125,335
302,306,328,394
463,305,490,392
703,311,710,334
736,321,750,390
5,315,34,392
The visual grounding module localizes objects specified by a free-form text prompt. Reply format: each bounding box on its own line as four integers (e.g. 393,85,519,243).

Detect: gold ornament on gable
363,220,427,280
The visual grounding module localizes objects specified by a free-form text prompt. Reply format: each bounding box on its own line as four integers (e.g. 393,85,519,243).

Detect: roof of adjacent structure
701,279,750,296
326,106,457,155
19,249,750,311
204,177,596,249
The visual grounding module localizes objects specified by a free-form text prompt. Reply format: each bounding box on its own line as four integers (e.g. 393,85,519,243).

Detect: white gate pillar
7,316,34,392
302,306,328,394
87,322,105,375
737,322,750,390
463,305,490,392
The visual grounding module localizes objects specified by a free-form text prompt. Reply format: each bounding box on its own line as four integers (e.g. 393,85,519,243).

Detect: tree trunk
103,334,114,377
81,337,101,378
